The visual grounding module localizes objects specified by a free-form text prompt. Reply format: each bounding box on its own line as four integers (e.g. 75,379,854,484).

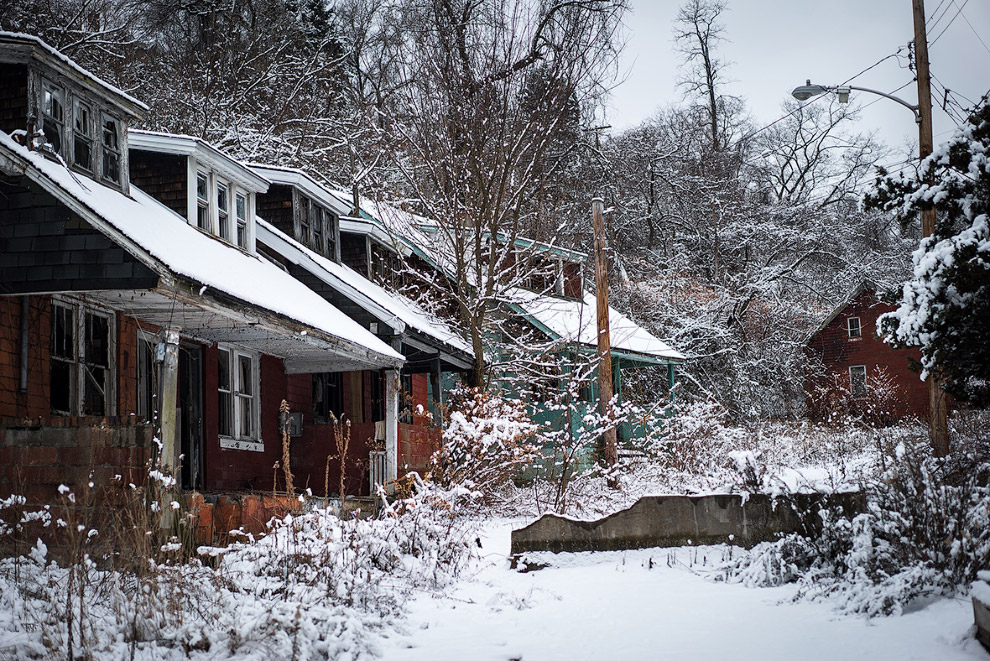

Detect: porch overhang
87,285,402,373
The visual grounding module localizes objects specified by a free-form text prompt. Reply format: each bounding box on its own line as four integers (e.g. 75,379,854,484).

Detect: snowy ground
381,519,988,661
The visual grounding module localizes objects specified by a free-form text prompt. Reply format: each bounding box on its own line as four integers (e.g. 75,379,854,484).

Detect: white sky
607,0,990,165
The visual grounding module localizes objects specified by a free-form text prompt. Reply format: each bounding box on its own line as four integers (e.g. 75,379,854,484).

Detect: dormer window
72,101,93,171
217,181,230,241
300,196,311,244
236,193,248,248
41,81,64,155
313,205,324,253
196,172,210,230
101,114,121,184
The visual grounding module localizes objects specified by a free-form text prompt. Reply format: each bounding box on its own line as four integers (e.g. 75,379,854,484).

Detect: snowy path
381,520,987,661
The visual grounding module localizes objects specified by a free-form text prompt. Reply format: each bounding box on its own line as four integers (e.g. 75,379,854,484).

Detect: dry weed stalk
280,399,295,495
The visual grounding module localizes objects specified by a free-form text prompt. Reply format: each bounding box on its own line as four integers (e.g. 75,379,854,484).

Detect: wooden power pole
912,0,950,456
592,197,617,468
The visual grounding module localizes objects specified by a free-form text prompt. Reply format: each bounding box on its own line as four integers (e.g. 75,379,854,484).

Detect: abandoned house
805,282,932,421
0,33,409,515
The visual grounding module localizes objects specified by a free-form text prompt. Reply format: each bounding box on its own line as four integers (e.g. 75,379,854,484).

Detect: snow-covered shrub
805,365,908,427
0,480,480,659
430,388,540,500
717,434,990,616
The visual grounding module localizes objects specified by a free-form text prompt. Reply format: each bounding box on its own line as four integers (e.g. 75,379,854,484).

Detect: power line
926,0,954,34
929,0,969,47
955,2,990,58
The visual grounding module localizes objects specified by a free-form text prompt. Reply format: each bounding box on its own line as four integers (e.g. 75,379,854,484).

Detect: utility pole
912,0,950,456
591,197,617,468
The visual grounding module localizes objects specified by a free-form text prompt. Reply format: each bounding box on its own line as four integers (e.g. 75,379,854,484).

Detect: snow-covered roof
0,32,147,119
129,131,270,193
255,217,473,360
507,288,685,363
0,131,403,367
248,164,348,216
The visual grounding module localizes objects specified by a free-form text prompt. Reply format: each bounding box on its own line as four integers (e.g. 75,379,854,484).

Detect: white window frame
40,78,65,156
72,98,94,173
50,298,116,416
847,316,862,339
849,365,867,399
216,180,231,241
100,113,122,187
218,345,263,451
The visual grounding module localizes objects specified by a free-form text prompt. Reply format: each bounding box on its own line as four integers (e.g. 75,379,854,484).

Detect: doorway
178,343,204,491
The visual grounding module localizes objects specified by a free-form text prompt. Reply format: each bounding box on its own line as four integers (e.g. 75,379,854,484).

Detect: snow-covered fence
510,492,864,555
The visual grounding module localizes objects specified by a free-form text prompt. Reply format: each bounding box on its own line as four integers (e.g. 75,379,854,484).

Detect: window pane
42,118,61,154
238,355,252,395
44,87,63,120
218,350,230,390
216,183,228,211
218,392,232,436
237,221,247,248
50,360,72,413
51,305,74,359
217,184,230,239
236,193,246,221
239,397,253,437
102,117,119,149
83,366,106,416
103,150,120,181
74,103,90,134
73,136,92,171
85,313,110,368
197,204,210,230
196,173,208,201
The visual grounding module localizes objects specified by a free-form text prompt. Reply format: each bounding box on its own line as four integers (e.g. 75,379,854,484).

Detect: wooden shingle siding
340,232,368,276
128,150,187,218
0,63,28,135
0,175,159,294
256,183,294,236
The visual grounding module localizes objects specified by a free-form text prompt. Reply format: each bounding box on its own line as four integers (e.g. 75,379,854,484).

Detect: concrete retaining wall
510,492,864,555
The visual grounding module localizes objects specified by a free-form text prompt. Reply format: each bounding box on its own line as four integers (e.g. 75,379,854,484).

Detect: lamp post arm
845,85,921,123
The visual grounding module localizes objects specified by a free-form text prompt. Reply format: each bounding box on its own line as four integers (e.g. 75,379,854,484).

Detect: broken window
313,372,342,424
73,100,92,171
849,365,867,399
101,114,121,184
49,301,114,415
41,80,64,155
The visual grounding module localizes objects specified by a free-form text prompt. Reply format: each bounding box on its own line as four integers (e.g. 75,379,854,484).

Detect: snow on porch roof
507,287,685,364
255,217,474,359
0,132,403,366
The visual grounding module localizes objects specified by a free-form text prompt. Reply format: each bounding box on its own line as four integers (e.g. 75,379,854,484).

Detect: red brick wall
806,289,929,420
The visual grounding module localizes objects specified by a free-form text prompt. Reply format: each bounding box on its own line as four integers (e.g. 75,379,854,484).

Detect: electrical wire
929,0,969,47
955,3,990,58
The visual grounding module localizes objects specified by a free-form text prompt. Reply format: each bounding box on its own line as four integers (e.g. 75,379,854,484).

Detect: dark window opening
313,372,343,424
101,115,121,183
73,101,92,171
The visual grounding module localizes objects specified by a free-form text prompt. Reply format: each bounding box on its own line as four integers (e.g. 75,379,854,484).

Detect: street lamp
791,79,921,124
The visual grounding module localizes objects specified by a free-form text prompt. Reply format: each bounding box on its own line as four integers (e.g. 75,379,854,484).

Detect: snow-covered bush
431,388,540,500
0,481,480,659
717,433,990,616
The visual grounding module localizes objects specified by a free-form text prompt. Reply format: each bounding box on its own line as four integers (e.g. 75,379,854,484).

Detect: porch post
385,367,399,484
430,356,443,419
667,363,676,410
159,329,181,478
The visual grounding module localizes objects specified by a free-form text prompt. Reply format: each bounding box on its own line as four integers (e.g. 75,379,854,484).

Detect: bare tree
384,0,627,387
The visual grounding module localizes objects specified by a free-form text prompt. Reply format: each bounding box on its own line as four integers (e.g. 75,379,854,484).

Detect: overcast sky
607,0,990,166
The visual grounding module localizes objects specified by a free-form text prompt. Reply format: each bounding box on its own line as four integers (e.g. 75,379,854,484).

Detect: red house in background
805,282,930,421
